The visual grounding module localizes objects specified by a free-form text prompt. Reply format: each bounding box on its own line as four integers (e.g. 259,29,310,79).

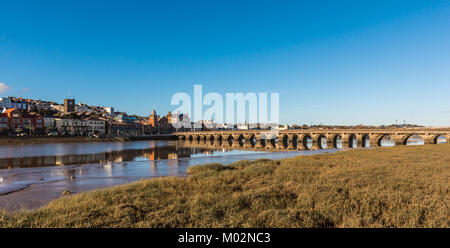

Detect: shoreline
0,148,334,212
0,135,177,145
0,144,448,227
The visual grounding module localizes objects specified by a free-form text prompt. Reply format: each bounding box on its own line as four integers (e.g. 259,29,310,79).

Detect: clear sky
0,0,449,126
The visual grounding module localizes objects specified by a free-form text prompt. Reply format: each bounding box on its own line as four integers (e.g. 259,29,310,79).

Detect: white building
55,118,105,136
170,112,191,129
86,119,106,136
44,117,56,128
278,125,290,131
50,104,64,112
76,103,90,113
104,107,114,117
237,123,249,130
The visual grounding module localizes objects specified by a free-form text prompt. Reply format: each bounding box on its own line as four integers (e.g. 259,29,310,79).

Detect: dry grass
0,144,449,227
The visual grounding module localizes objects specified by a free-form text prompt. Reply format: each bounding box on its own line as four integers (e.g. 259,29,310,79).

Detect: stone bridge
174,129,450,150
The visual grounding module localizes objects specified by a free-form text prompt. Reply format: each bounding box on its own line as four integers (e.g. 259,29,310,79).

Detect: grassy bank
1,144,449,227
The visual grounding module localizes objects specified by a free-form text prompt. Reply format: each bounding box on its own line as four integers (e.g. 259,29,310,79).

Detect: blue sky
0,0,449,126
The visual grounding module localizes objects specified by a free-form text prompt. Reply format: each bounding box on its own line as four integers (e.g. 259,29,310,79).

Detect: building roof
3,108,17,114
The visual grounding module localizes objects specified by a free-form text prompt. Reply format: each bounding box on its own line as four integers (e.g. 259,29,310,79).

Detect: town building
237,123,249,130
44,116,56,128
108,123,143,136
147,110,174,134
55,118,105,136
55,118,88,136
104,107,114,117
0,113,9,134
170,112,191,130
0,108,45,134
3,108,23,132
85,118,106,136
22,112,45,134
115,114,137,124
64,99,75,113
0,97,30,111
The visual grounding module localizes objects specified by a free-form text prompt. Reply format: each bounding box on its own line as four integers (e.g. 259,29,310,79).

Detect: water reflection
0,145,266,169
0,140,338,211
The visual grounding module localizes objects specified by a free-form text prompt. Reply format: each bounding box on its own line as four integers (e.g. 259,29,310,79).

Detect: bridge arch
397,134,425,145
288,134,299,149
370,134,393,147
233,134,245,143
425,134,447,144
315,134,327,149
348,134,357,148
277,134,289,146
361,134,369,147
324,134,341,149
435,134,448,144
223,134,233,142
341,134,357,148
297,134,312,150
244,133,256,142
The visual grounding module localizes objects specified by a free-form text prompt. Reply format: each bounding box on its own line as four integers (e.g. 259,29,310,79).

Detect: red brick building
0,113,9,134
1,108,45,134
3,108,23,132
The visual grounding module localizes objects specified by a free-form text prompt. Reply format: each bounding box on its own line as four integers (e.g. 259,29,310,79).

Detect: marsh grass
0,144,449,227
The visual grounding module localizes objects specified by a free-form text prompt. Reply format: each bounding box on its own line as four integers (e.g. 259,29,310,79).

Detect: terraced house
55,118,105,136
0,108,45,134
0,113,8,134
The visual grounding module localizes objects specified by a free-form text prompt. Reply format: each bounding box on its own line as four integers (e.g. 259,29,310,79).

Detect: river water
1,135,445,212
0,140,337,211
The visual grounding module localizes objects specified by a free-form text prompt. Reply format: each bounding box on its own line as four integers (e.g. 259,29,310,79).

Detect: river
0,140,338,211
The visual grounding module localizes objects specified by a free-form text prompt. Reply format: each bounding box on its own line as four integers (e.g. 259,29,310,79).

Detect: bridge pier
265,140,276,149
356,134,364,147
213,140,222,147
311,134,325,149
232,140,242,148
276,141,285,149
242,134,253,142
423,134,439,145
326,134,337,149
358,134,370,148
254,139,265,149
287,134,297,149
243,141,254,149
392,134,407,146
341,134,351,148
369,134,382,147
295,134,308,150
222,140,232,148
